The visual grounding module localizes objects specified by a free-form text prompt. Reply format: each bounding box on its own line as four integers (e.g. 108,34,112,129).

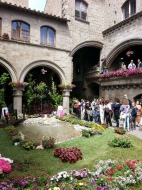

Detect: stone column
12,87,24,114
62,88,72,114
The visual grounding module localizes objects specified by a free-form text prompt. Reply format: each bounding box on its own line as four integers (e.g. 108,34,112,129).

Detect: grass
1,126,142,189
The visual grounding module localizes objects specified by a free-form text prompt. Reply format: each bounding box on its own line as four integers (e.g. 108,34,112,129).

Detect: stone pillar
12,87,24,114
62,88,72,114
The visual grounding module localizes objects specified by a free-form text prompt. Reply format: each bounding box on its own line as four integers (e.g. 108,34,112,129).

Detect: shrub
5,125,16,133
108,137,133,148
42,137,55,149
115,127,126,135
20,140,36,150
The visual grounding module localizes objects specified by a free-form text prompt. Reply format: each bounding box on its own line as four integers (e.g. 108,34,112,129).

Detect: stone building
0,0,142,114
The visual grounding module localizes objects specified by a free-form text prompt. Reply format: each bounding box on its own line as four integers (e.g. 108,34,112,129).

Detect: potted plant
58,83,76,89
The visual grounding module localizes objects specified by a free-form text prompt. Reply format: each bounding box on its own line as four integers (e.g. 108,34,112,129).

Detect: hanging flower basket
41,69,47,74
9,82,29,87
126,50,135,57
58,83,76,89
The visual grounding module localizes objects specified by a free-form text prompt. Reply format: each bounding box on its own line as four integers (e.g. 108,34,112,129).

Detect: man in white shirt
128,60,136,69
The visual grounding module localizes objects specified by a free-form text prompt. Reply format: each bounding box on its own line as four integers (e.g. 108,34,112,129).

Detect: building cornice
103,11,142,36
0,1,70,22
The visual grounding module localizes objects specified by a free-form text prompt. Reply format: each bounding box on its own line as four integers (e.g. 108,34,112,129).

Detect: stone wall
0,6,71,51
0,40,72,83
1,0,29,8
104,0,142,29
100,12,142,68
99,76,142,101
44,0,62,17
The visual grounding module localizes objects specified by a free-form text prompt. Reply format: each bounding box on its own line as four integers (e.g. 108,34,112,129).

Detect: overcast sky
29,0,46,11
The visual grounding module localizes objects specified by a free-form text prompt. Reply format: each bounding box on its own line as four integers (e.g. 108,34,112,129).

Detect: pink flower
0,159,12,173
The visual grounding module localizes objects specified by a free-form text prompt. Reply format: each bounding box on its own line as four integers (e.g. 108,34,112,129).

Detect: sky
29,0,46,11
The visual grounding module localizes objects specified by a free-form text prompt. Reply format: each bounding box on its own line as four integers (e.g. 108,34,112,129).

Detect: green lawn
0,127,142,189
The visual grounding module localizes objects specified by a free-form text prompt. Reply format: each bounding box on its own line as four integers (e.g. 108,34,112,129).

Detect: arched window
122,0,136,19
40,26,55,46
75,0,88,20
0,18,2,36
12,21,30,42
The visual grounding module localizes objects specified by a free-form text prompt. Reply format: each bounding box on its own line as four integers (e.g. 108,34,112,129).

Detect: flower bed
1,159,142,189
0,155,13,178
54,147,83,163
99,68,142,78
56,115,105,132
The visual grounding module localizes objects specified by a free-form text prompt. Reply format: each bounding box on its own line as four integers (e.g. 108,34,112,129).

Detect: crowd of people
73,94,142,131
102,59,142,74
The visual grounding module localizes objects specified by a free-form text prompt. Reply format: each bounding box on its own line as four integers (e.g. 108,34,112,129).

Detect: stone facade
0,0,142,113
1,0,28,8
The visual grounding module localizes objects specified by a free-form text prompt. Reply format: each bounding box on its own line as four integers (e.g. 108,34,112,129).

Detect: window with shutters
0,18,2,37
75,0,88,20
12,21,30,42
40,26,55,46
122,0,136,19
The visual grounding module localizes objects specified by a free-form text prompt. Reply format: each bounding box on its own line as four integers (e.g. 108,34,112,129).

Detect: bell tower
2,0,29,8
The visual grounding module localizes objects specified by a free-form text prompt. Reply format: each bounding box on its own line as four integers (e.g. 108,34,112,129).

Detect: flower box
9,82,28,87
58,83,76,89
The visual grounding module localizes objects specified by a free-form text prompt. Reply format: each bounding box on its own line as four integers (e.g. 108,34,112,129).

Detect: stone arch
106,38,142,68
69,41,103,57
0,56,17,81
19,60,66,83
133,93,142,101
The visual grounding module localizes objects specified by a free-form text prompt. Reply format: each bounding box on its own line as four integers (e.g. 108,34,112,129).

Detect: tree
24,73,36,113
0,73,9,106
34,81,48,112
48,79,62,110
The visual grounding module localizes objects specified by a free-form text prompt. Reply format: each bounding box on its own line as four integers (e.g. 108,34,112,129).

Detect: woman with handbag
120,99,130,131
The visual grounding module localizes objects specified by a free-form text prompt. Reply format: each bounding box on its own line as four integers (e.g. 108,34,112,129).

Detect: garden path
111,120,142,140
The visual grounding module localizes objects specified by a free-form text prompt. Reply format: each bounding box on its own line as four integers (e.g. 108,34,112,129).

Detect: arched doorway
70,43,102,100
23,66,61,114
109,45,142,71
106,39,142,70
87,82,99,100
134,94,142,105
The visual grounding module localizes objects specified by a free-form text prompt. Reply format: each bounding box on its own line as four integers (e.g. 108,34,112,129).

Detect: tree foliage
0,73,9,106
34,82,48,111
24,73,36,108
48,79,62,109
